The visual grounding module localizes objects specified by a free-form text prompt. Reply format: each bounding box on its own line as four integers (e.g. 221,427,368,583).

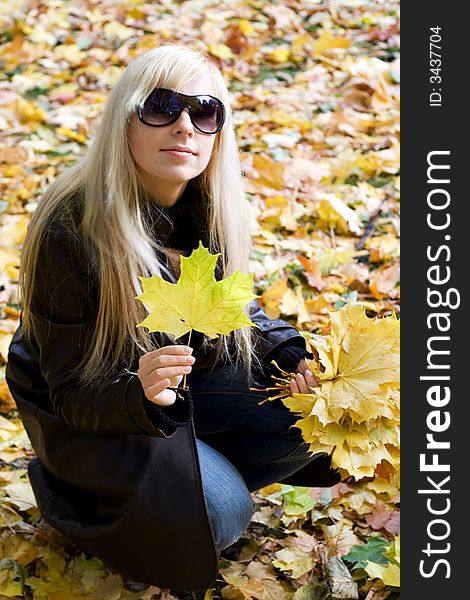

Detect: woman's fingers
147,378,171,396
151,365,192,383
305,369,321,388
152,345,192,355
290,374,306,394
139,346,194,377
289,378,300,395
289,370,320,395
136,345,197,406
146,379,177,406
297,373,310,394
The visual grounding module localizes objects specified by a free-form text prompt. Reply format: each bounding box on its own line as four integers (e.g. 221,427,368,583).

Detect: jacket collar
144,178,206,238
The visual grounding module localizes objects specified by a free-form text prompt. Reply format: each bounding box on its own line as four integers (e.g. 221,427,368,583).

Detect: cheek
198,139,216,167
129,128,144,164
130,133,159,171
129,122,158,167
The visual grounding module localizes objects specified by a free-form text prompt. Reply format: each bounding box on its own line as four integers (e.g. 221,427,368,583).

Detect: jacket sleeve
29,221,191,438
248,299,309,360
264,341,314,374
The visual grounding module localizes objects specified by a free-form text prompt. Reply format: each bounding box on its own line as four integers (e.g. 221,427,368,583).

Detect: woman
6,45,340,592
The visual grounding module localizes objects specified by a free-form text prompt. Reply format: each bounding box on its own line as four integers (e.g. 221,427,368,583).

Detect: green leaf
282,486,316,516
343,536,390,570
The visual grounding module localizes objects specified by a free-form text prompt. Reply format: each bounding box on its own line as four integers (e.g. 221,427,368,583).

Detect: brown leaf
323,556,358,600
365,501,400,534
299,255,326,290
364,580,392,600
369,263,400,300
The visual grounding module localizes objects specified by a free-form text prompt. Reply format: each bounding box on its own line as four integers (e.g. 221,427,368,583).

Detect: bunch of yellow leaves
281,304,399,482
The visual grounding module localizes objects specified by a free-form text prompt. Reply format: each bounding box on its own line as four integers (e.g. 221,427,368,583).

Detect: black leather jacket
5,193,340,591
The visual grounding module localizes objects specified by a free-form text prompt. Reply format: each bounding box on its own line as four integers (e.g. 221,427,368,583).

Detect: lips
161,148,195,154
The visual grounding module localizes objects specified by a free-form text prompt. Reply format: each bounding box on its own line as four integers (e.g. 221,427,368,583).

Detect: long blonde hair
19,45,262,388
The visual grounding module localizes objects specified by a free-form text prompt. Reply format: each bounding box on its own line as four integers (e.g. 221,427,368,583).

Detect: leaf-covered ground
0,1,400,598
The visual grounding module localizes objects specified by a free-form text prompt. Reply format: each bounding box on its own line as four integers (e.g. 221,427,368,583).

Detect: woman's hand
137,345,195,406
289,358,321,395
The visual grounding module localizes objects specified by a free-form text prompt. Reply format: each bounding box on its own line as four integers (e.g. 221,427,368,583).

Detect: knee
197,440,254,551
204,465,254,551
206,483,254,551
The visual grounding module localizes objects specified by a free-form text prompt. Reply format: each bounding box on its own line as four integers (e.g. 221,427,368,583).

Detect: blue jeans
187,361,322,553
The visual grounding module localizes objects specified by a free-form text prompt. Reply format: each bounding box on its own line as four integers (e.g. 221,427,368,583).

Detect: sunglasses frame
136,88,226,134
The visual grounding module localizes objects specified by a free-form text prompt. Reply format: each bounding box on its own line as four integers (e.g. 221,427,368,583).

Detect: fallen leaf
365,501,400,535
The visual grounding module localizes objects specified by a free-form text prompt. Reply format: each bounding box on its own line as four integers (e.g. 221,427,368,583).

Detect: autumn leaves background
0,0,399,598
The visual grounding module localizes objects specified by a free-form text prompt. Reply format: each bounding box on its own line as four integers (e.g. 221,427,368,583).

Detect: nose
171,107,194,135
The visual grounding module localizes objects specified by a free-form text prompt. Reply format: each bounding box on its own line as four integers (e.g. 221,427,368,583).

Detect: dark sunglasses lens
188,96,223,133
141,90,223,133
141,89,178,125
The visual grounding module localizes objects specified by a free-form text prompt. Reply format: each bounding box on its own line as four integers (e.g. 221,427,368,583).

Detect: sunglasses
137,88,226,134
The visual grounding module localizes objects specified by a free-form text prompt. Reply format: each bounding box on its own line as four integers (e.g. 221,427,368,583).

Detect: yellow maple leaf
333,443,394,479
57,127,87,144
135,242,258,340
316,247,359,274
308,305,399,422
260,278,288,319
253,154,286,190
386,535,400,565
268,47,290,63
272,547,316,579
16,98,47,123
280,304,400,480
316,193,362,235
208,43,234,60
0,214,29,246
0,248,20,280
238,19,254,36
313,31,351,56
281,394,313,417
365,561,400,587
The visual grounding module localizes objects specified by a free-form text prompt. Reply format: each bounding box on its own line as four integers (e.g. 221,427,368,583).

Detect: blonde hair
19,45,262,388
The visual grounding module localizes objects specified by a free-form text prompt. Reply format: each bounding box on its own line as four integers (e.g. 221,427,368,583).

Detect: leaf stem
183,328,193,389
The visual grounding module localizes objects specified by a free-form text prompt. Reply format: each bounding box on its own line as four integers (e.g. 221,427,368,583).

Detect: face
129,72,220,207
